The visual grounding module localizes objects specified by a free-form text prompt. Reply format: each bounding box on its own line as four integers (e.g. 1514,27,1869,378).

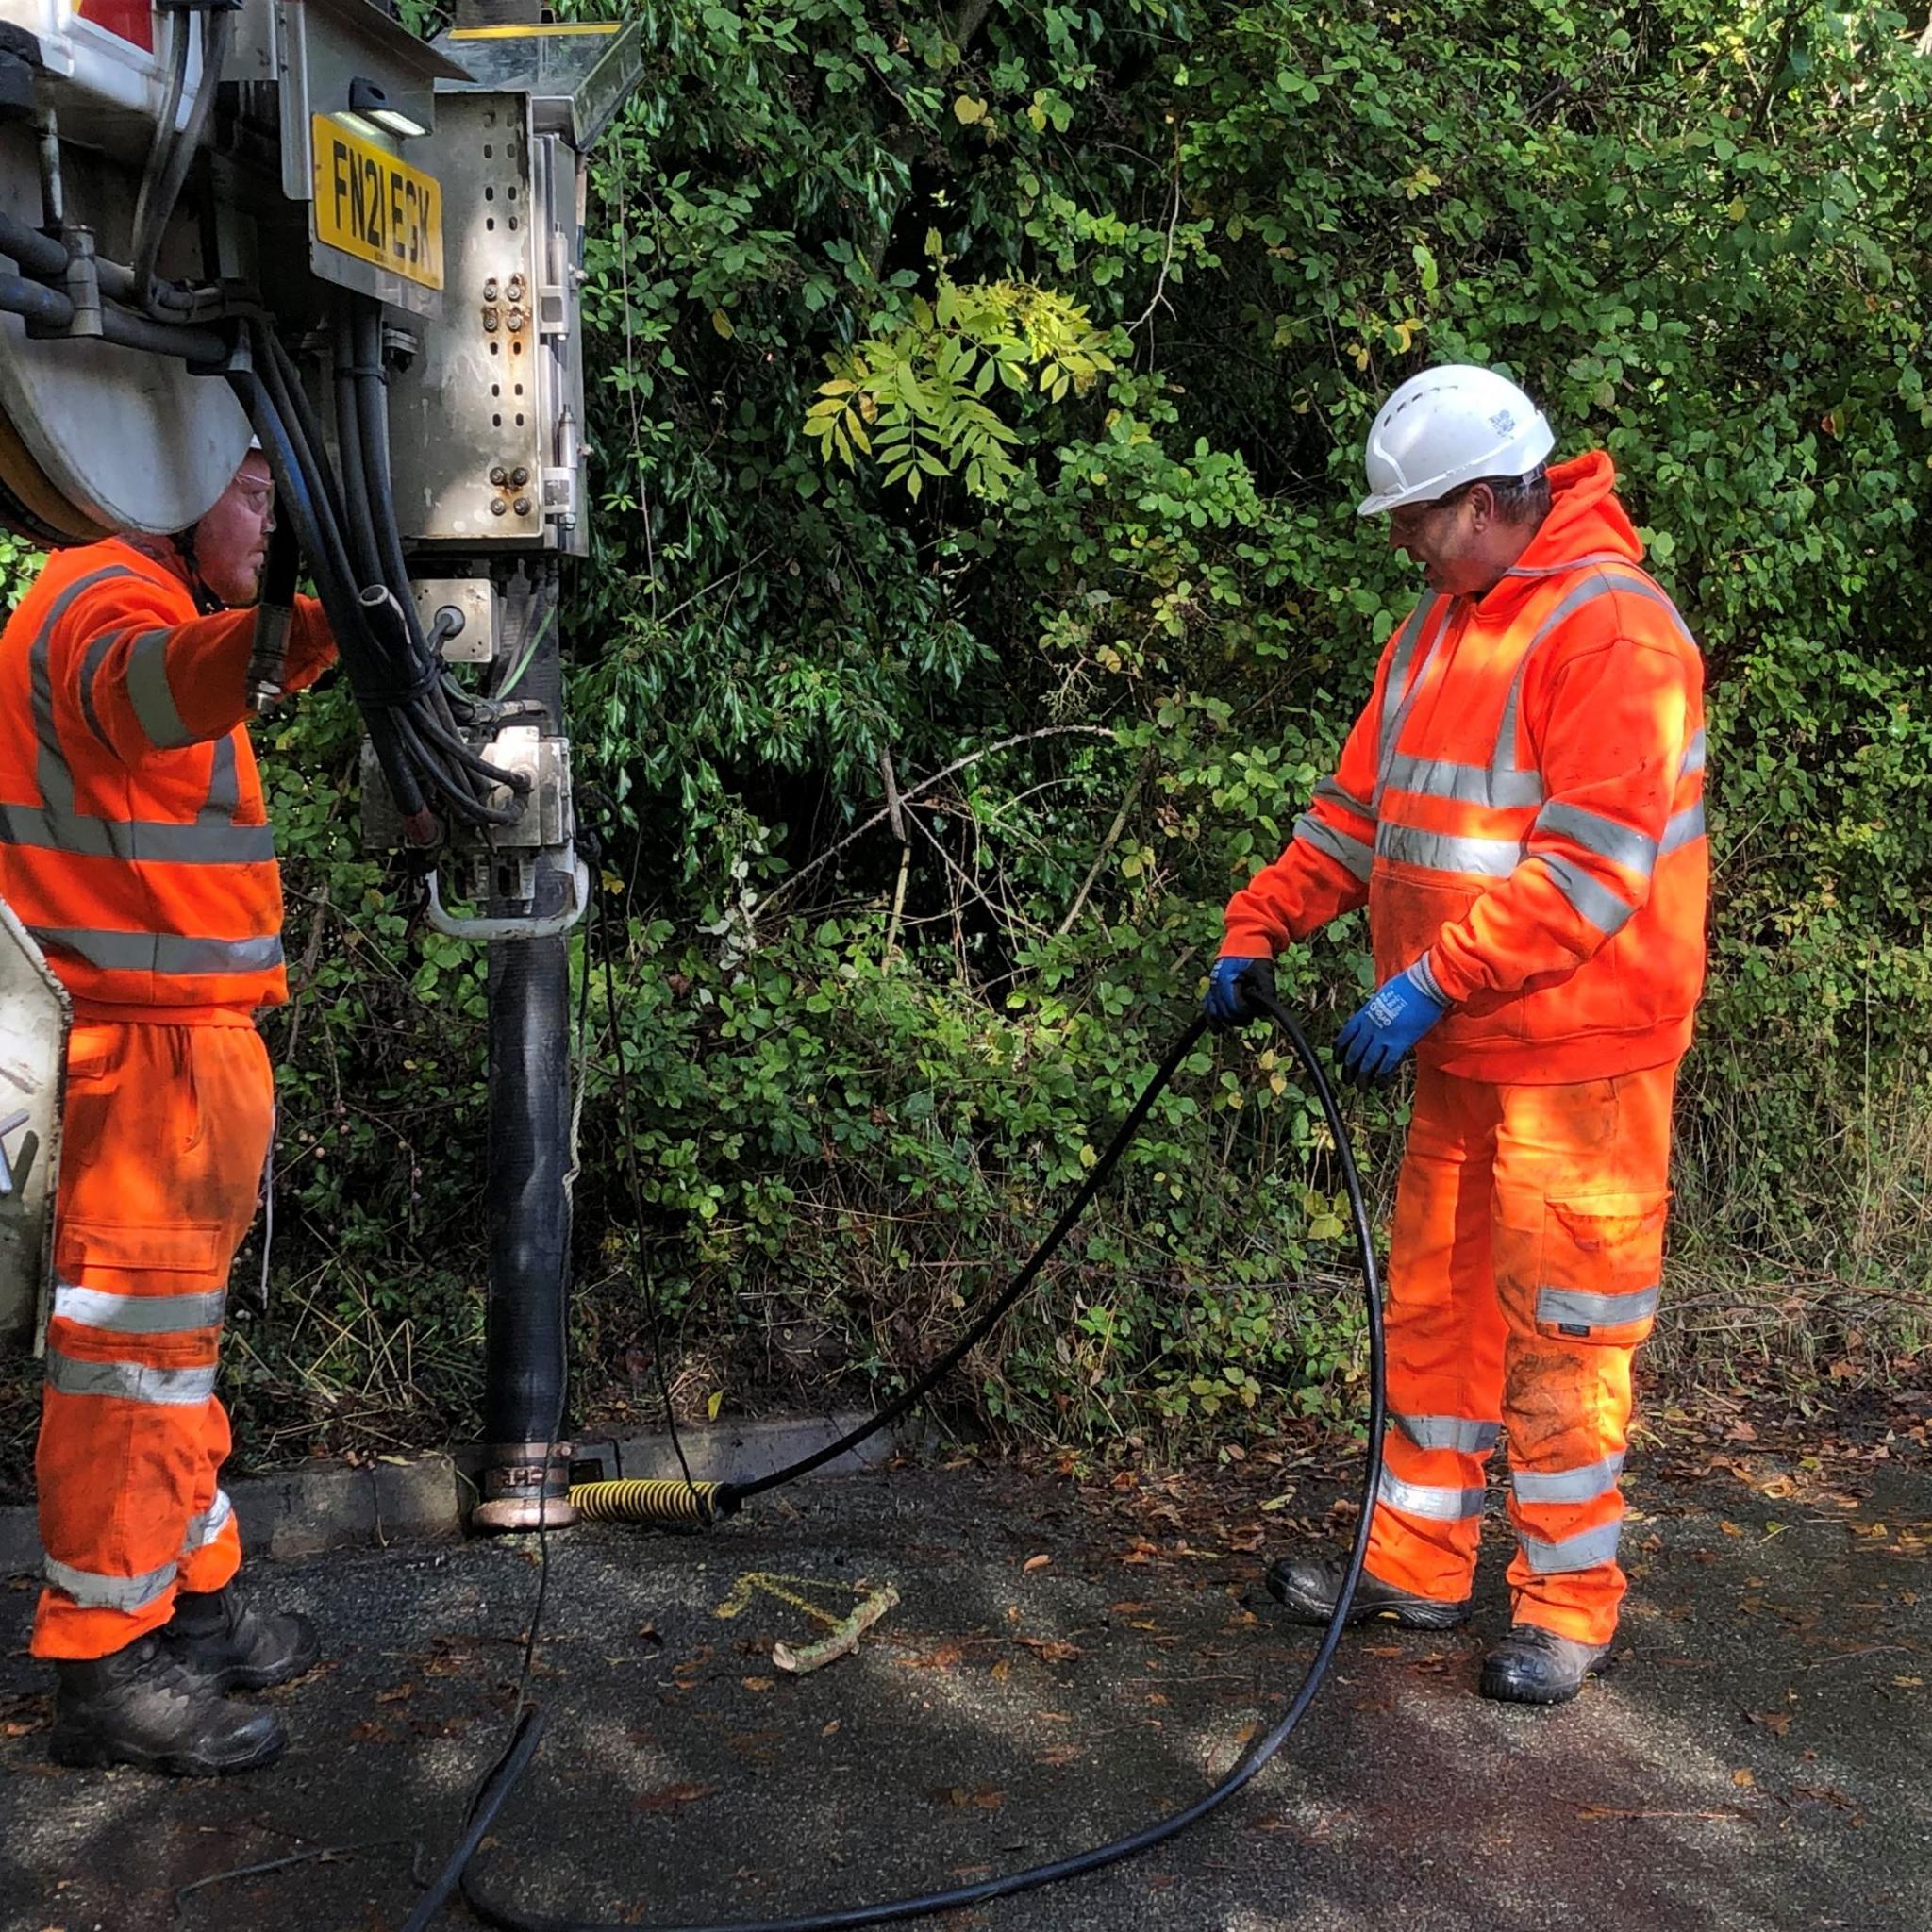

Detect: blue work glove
1204,955,1277,1029
1335,961,1448,1081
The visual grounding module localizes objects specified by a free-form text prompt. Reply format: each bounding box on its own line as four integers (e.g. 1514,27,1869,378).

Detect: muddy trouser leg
1490,1061,1680,1647
33,1023,274,1660
1362,1065,1508,1604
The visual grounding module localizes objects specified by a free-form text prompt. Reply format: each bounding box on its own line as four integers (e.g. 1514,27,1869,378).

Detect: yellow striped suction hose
567,1477,738,1526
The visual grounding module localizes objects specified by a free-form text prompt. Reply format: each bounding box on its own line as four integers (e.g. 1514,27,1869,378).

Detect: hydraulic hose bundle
225,296,531,844
403,993,1387,1932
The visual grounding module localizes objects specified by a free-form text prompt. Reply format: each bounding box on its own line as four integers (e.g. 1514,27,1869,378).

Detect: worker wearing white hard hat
1208,364,1710,1707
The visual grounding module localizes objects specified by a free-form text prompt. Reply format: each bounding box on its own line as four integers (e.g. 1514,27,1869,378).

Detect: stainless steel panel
386,90,546,546
412,575,499,662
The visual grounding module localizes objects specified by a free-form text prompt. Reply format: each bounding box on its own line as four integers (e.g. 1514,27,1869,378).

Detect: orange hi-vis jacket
0,539,333,1020
1223,452,1707,1083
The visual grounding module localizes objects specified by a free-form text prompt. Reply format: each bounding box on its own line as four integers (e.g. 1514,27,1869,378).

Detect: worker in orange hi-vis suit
0,446,337,1773
1205,366,1707,1706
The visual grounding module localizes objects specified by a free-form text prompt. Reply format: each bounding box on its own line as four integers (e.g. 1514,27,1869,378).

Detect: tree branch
762,724,1117,915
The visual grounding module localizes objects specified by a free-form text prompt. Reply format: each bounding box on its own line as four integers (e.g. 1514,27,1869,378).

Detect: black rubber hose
726,1019,1211,1505
96,303,225,364
228,368,429,822
446,995,1386,1932
481,571,575,1458
349,296,435,665
401,1709,550,1932
0,209,65,279
0,268,224,359
250,325,361,625
0,271,68,326
330,302,387,591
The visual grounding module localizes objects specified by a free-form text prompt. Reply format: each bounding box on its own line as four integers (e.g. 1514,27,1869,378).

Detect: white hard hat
1357,365,1555,516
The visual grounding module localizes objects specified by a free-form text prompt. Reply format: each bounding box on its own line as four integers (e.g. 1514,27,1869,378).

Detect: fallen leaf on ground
1013,1636,1081,1664
634,1783,720,1812
1023,1554,1052,1573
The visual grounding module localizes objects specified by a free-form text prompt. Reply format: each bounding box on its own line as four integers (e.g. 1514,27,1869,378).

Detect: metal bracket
425,857,589,941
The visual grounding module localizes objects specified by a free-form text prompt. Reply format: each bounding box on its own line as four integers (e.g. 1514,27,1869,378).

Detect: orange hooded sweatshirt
1221,452,1707,1083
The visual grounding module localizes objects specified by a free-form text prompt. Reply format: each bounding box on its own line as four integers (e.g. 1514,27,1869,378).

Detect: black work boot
50,1636,286,1775
1265,1556,1470,1630
162,1584,321,1692
1479,1623,1610,1705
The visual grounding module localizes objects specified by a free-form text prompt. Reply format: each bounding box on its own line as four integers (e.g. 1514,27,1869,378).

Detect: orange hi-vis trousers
1364,1058,1679,1647
32,1019,274,1660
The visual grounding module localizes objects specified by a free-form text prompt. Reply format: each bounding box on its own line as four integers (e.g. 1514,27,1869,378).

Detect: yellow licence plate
310,116,444,291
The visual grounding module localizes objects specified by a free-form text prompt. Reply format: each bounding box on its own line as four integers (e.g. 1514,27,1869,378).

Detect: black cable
330,299,387,591
439,995,1385,1932
727,1018,1213,1505
227,367,429,823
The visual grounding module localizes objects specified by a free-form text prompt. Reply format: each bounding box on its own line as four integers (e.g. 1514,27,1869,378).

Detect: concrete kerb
0,1411,900,1578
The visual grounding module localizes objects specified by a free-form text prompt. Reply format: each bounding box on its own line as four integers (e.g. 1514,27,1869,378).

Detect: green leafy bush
12,1,1931,1463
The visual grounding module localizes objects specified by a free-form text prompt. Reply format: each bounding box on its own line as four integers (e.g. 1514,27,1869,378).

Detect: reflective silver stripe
1377,1467,1486,1522
1518,1519,1624,1574
1294,810,1373,883
1512,1452,1625,1505
1534,854,1638,935
28,928,284,978
1376,599,1439,769
52,1283,227,1334
202,733,239,821
44,1347,219,1406
1384,751,1544,810
1493,567,1695,775
29,569,133,815
1505,551,1658,578
0,801,275,865
1376,823,1523,877
1679,727,1707,776
44,1553,178,1612
77,629,122,750
125,629,194,750
182,1488,234,1552
1392,1412,1500,1455
1311,774,1374,824
1536,1283,1660,1329
1536,801,1657,878
1659,801,1706,855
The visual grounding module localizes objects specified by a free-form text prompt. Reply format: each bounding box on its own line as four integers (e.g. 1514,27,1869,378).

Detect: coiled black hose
405,993,1386,1932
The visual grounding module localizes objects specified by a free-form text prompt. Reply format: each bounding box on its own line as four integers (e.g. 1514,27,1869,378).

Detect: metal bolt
512,496,531,516
483,277,500,300
506,274,525,301
482,307,499,331
490,499,508,517
506,308,526,333
510,466,529,487
490,466,508,486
